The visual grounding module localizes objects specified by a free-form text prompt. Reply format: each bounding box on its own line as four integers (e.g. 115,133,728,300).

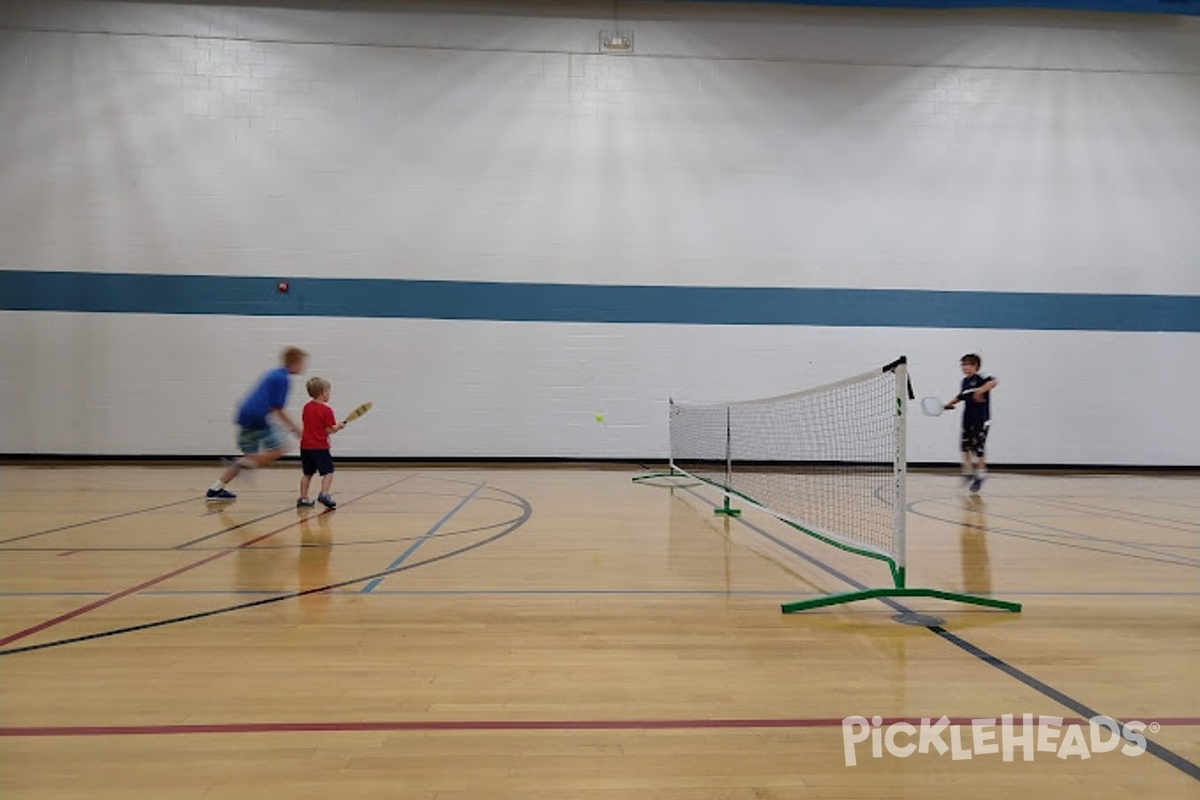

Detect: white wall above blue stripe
0,0,1197,464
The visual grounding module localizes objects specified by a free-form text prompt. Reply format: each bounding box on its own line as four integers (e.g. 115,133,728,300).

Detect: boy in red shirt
298,377,345,509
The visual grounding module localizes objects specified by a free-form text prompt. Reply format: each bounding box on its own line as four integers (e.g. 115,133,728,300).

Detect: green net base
782,588,1021,614
633,472,1022,616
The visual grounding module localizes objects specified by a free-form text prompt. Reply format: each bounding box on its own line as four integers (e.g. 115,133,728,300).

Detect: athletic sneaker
297,498,315,508
318,493,337,509
969,477,984,493
206,488,237,501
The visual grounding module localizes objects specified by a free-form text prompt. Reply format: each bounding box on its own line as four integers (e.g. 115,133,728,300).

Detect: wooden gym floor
0,463,1197,799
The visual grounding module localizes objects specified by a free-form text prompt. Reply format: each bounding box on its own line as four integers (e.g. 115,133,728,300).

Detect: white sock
211,481,225,491
976,469,988,481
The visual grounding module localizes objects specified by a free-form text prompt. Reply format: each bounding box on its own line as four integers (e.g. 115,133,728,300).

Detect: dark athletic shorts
961,423,989,458
300,449,334,476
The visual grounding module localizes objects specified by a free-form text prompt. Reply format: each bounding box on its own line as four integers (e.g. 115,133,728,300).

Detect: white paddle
920,388,978,417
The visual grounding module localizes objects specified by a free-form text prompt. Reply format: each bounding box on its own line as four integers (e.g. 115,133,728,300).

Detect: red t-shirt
301,401,336,450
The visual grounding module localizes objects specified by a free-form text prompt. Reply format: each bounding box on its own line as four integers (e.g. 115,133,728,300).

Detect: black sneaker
297,498,315,508
318,493,336,509
206,488,236,502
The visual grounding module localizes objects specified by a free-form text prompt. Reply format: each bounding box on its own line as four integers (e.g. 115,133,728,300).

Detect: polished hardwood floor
1,464,1197,799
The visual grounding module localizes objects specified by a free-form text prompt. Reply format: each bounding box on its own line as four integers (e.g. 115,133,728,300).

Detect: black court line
0,484,532,658
0,496,201,544
931,626,1200,780
0,476,415,649
678,485,1200,783
173,506,304,549
0,495,529,553
0,507,528,553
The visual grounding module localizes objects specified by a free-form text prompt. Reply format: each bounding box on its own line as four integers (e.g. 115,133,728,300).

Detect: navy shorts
300,449,335,476
961,423,990,458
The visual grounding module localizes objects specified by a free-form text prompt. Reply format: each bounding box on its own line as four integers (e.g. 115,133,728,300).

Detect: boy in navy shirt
944,353,998,493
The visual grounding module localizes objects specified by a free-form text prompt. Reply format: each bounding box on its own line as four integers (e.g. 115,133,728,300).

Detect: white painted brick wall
0,0,1197,463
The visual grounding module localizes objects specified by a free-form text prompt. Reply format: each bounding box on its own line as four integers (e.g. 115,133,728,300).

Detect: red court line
3,717,1198,737
0,521,305,646
0,477,410,647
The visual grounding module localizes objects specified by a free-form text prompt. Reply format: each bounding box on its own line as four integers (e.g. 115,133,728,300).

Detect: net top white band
671,363,902,410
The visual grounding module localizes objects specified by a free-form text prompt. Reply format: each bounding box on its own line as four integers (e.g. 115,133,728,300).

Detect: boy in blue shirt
207,347,308,502
944,353,998,493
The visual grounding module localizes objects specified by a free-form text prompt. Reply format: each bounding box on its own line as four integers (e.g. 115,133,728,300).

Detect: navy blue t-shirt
236,367,291,429
960,373,994,428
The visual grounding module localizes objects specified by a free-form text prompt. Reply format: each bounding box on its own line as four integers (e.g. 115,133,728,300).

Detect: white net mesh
669,362,905,562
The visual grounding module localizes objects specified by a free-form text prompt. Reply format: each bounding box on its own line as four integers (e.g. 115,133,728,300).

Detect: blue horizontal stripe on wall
1,270,1197,332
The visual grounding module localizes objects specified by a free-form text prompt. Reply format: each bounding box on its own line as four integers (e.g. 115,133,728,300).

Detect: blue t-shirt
236,367,291,429
960,373,994,428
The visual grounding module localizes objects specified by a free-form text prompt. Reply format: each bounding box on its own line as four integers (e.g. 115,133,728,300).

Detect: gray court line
0,484,533,657
1017,495,1200,533
910,499,1200,568
173,507,299,549
676,485,1200,782
0,496,201,544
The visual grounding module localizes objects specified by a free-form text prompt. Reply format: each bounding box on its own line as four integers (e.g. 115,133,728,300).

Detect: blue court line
3,270,1199,332
678,485,1200,782
359,482,486,594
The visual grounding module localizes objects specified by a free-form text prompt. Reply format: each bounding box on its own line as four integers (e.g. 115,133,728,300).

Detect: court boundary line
0,476,416,648
0,484,532,657
3,716,1199,737
360,481,487,593
0,496,202,544
1018,494,1200,532
676,485,1200,782
908,498,1200,568
2,588,1199,598
173,506,306,549
0,500,529,553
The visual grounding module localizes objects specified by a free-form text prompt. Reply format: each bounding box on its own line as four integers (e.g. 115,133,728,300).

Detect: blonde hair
281,347,308,367
306,377,330,399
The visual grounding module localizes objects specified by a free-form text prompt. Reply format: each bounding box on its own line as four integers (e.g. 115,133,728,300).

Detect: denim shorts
237,425,289,455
